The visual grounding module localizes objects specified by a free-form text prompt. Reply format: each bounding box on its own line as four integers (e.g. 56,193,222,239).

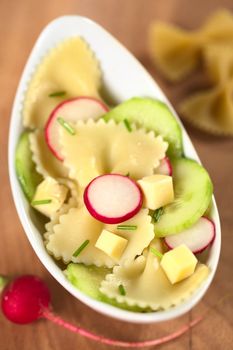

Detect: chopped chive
117,225,137,230
49,91,66,97
123,119,132,132
57,117,76,135
118,284,126,296
31,199,52,205
125,172,130,177
150,247,163,259
151,207,164,223
72,240,90,257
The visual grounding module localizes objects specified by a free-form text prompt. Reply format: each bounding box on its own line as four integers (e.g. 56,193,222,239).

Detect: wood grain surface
0,1,233,349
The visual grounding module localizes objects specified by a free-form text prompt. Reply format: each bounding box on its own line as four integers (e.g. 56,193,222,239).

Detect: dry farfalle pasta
179,82,233,135
100,239,209,310
179,43,233,135
23,37,101,129
149,9,233,135
203,44,233,84
149,9,233,82
149,22,200,81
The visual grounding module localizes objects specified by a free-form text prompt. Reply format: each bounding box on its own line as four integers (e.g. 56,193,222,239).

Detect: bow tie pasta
23,38,101,129
60,119,168,187
100,239,209,311
149,10,233,82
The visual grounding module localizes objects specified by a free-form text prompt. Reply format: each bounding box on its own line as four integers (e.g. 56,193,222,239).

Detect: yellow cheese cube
160,244,197,284
95,230,128,260
138,175,174,210
32,177,68,218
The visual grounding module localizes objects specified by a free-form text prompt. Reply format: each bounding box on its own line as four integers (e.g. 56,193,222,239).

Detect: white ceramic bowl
8,16,221,323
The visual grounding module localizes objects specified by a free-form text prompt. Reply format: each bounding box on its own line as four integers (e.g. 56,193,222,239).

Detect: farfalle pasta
149,9,233,82
46,206,113,266
204,44,233,84
15,35,214,315
179,82,233,135
179,40,233,135
60,119,168,187
23,37,101,129
44,197,77,244
46,207,154,267
29,130,68,178
100,239,209,310
149,9,233,135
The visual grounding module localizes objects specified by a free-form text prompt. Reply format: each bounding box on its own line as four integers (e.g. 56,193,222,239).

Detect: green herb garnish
31,199,52,205
118,284,126,296
49,91,66,97
125,172,130,177
151,207,164,223
123,119,132,132
117,225,137,230
57,117,76,135
72,240,90,257
150,247,163,259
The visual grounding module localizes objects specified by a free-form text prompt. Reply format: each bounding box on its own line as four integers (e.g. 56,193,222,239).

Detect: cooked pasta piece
60,119,167,187
100,239,209,310
46,207,154,267
46,206,112,266
105,209,154,263
44,197,77,243
29,130,68,179
23,37,101,128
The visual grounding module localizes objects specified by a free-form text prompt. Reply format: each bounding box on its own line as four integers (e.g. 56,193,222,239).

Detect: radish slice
164,217,215,254
84,174,143,224
45,97,109,160
154,157,172,176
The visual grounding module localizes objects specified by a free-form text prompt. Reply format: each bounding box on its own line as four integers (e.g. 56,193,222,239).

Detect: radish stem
42,308,203,348
0,276,9,292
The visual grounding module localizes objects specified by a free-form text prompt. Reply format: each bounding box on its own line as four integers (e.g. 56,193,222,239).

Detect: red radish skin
154,157,172,176
0,274,203,347
84,174,143,224
164,217,216,254
1,275,50,324
45,97,109,161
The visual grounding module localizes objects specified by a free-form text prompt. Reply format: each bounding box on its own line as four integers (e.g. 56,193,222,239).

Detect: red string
43,308,203,348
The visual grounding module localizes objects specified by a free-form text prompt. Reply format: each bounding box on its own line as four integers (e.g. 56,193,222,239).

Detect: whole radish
0,274,202,347
1,275,50,324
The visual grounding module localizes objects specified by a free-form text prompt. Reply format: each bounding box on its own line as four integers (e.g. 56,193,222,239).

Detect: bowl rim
8,15,221,324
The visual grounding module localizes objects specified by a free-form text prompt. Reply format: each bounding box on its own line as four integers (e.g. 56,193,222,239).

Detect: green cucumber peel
103,97,183,157
15,132,43,201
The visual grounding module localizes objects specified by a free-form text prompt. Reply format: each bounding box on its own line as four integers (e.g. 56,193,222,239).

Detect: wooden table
0,1,233,349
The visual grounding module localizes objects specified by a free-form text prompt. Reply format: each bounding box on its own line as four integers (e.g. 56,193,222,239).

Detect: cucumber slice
65,263,111,301
154,158,213,237
103,97,183,157
15,132,43,201
65,263,149,312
